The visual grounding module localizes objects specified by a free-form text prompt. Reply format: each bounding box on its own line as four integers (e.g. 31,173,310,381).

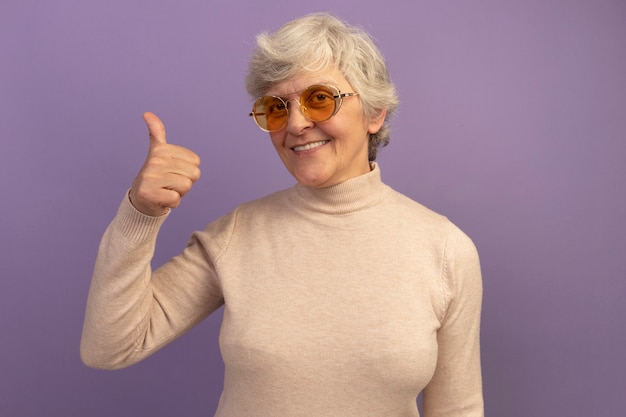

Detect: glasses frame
249,84,359,132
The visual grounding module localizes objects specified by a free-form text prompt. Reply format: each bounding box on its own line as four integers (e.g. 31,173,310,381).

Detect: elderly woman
81,12,483,417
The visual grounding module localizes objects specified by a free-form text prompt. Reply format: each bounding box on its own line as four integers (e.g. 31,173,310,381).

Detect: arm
80,196,167,369
423,222,484,416
80,196,225,369
80,113,220,369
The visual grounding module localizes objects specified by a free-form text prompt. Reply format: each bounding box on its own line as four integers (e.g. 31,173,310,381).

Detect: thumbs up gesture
129,112,201,216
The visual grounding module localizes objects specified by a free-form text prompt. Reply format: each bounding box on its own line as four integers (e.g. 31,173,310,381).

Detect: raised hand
129,112,201,216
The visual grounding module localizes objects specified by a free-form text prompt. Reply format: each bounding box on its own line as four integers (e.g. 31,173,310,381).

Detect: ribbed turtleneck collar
290,163,391,215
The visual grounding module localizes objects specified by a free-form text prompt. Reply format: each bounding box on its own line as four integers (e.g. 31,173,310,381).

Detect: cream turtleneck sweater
81,164,483,417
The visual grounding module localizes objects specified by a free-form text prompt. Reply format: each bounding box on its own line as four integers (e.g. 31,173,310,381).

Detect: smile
292,140,330,152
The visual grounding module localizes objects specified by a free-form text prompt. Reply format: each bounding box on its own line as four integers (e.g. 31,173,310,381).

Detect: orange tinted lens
301,85,337,121
253,96,288,131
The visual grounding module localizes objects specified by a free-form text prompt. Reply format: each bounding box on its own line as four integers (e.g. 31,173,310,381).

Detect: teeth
293,140,329,151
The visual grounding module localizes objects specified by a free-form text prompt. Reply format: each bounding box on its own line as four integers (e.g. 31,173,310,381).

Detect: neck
291,163,389,214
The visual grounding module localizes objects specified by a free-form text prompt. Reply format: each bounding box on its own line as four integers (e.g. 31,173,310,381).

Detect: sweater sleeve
80,194,225,370
422,221,484,417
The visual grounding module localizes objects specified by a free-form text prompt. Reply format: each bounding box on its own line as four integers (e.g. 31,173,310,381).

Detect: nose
285,99,314,133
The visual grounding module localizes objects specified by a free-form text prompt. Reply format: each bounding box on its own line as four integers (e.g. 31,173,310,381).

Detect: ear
367,108,387,134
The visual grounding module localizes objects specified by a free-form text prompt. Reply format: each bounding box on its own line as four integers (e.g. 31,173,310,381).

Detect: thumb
143,111,167,146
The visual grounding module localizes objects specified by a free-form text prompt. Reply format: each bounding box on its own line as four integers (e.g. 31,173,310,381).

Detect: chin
293,169,333,188
296,176,328,188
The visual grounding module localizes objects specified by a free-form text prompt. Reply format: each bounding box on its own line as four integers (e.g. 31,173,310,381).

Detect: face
265,67,385,188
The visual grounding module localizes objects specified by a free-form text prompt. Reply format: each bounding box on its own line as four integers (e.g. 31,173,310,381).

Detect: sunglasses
249,84,359,132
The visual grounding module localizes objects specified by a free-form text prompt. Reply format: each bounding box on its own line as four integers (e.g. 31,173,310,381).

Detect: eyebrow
269,82,340,98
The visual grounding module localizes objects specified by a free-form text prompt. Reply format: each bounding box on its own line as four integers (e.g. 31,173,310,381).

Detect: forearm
80,195,168,369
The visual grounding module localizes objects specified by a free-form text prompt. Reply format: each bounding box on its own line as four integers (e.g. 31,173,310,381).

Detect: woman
81,12,484,417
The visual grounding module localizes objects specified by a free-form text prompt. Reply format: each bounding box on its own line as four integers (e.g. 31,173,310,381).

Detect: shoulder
383,185,480,270
208,187,293,227
193,187,294,253
382,186,454,239
237,187,293,213
388,188,446,219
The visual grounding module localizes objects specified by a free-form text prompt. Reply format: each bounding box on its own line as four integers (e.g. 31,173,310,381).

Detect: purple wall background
1,0,625,416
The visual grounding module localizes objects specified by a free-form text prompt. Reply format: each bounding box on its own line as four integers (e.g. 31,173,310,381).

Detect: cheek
334,108,369,136
323,119,368,147
269,132,284,149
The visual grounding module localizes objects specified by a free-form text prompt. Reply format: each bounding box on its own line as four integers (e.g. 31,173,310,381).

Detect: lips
292,140,330,152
